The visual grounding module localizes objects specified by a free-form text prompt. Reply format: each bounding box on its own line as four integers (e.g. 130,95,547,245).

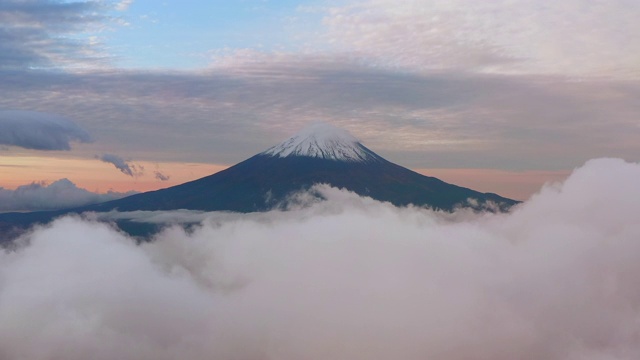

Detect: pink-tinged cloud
322,0,640,78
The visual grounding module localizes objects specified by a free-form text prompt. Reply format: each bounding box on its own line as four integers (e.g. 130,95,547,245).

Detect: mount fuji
83,122,516,213
0,123,517,241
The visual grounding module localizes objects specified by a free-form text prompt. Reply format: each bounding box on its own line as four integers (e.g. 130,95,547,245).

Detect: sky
1,0,639,205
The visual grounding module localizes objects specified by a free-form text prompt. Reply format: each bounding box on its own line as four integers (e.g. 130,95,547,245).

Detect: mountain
0,123,517,242
82,123,516,213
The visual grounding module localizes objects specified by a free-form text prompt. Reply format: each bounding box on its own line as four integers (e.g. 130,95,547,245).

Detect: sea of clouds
1,158,639,360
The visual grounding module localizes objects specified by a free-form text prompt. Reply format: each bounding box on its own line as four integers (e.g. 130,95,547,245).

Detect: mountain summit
261,123,382,163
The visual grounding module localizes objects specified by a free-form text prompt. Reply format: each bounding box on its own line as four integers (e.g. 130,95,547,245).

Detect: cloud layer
1,158,640,359
0,110,92,150
2,67,638,170
0,178,136,212
322,0,640,77
0,0,110,69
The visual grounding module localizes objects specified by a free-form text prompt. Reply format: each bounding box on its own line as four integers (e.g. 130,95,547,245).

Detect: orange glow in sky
0,155,227,193
415,168,571,201
1,154,570,201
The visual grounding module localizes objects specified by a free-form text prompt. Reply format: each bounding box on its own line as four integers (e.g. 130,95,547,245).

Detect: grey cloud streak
2,158,640,359
0,110,92,150
98,153,143,177
154,171,170,181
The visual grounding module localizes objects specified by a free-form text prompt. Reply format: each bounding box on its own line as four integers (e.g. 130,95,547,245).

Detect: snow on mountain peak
261,123,381,162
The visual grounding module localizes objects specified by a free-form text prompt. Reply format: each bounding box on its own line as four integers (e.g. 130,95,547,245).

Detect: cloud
115,0,134,11
1,158,640,359
321,0,640,78
154,171,170,181
0,110,92,150
98,153,144,177
0,178,136,212
1,47,639,172
0,0,113,69
5,63,639,171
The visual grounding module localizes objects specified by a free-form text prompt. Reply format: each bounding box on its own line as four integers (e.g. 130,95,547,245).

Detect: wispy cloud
0,110,92,150
154,171,170,181
0,0,121,69
115,0,134,11
98,153,143,177
321,0,640,78
0,178,136,212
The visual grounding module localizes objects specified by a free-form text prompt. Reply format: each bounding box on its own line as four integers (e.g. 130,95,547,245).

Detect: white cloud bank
1,158,640,359
0,178,136,212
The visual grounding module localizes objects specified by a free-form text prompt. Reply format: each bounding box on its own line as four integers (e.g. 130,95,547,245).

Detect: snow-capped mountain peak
261,123,381,162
